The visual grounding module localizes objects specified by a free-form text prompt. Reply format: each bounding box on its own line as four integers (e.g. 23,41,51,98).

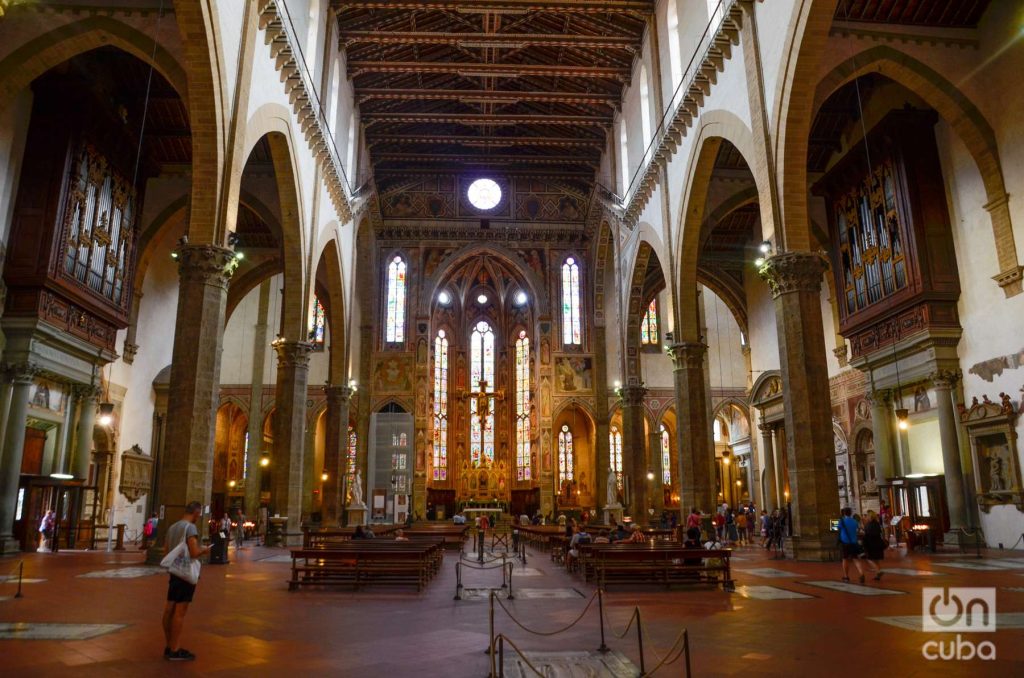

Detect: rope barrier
1,560,25,599
493,634,548,678
493,589,598,636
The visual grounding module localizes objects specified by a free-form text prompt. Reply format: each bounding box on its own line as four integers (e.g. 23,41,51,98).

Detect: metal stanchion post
498,634,505,678
683,629,692,678
597,588,609,653
478,530,485,564
636,608,646,676
454,562,462,600
487,591,497,677
506,562,514,600
14,561,24,599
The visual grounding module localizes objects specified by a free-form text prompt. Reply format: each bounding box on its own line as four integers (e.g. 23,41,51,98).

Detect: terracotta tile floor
0,541,1022,676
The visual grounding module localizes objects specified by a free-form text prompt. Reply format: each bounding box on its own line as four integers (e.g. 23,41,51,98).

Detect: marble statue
351,469,365,506
606,469,619,507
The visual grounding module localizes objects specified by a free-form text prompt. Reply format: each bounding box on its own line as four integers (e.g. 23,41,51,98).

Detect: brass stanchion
597,588,609,653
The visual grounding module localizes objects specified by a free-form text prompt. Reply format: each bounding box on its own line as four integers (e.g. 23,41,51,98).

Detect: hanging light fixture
260,451,271,468
321,470,329,482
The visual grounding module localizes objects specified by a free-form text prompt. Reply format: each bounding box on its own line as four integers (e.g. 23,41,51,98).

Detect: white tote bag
160,534,201,585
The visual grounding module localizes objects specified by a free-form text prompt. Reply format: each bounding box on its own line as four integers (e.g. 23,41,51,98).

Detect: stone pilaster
620,385,648,524
322,385,352,526
758,422,778,510
72,384,101,481
668,342,714,513
867,388,896,483
592,325,611,519
0,363,40,552
759,251,840,561
272,340,313,544
932,370,968,531
537,317,555,518
157,245,236,546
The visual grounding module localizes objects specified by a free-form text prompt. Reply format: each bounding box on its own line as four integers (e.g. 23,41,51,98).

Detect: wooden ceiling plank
333,1,653,15
341,30,637,50
349,60,629,80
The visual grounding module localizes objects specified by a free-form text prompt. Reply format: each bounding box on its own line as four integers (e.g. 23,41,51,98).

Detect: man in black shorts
162,501,210,661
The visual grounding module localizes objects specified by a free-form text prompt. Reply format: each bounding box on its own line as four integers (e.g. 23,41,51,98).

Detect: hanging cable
131,0,166,190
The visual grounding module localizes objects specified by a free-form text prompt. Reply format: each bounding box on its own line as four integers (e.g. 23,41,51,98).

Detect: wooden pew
288,541,442,591
590,545,734,591
402,523,469,550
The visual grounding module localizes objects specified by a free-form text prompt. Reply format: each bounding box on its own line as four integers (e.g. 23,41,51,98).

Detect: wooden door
20,427,46,475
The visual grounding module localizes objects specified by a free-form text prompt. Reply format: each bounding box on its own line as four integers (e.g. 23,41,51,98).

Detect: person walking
735,510,748,546
861,510,886,581
234,510,245,550
162,502,210,661
837,507,866,583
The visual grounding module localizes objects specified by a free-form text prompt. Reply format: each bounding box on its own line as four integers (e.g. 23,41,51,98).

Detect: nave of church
1,0,1023,674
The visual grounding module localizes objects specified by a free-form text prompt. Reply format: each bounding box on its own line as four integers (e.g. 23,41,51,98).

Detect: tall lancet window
561,257,582,346
432,329,449,480
385,255,406,343
609,426,623,490
641,298,658,345
515,330,531,481
661,425,672,485
470,320,495,466
558,424,574,484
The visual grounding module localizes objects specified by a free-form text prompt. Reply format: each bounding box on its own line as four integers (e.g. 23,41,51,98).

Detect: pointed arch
315,237,348,384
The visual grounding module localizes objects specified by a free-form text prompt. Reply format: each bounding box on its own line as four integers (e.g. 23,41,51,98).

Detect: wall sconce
228,480,237,489
321,470,329,482
260,451,271,468
646,470,654,481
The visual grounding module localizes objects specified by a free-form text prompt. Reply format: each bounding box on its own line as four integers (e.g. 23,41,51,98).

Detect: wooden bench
591,546,734,591
402,524,469,551
303,526,397,548
288,542,442,591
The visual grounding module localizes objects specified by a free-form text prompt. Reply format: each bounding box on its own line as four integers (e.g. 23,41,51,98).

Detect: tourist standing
37,510,55,552
234,510,245,549
735,510,747,546
162,502,210,661
837,507,866,583
861,510,886,581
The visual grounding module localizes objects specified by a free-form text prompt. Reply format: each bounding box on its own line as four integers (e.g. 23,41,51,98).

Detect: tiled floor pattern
77,567,164,579
0,542,1023,675
499,650,637,677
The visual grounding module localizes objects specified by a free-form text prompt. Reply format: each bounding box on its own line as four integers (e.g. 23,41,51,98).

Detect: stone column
648,424,665,518
244,281,271,515
271,340,312,544
758,422,778,510
760,252,840,560
0,363,39,552
592,325,611,520
72,385,100,481
932,370,968,533
867,388,894,484
620,385,648,524
157,245,235,545
668,342,714,513
322,385,352,526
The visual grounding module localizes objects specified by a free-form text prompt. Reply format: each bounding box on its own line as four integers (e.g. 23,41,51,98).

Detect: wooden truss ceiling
333,0,651,183
834,0,991,27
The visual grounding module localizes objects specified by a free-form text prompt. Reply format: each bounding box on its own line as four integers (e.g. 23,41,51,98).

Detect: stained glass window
609,426,623,490
660,425,671,485
515,330,531,481
640,298,658,345
561,257,581,345
243,431,249,480
432,329,449,481
558,424,574,483
346,426,357,492
385,255,407,343
469,320,495,467
309,295,326,348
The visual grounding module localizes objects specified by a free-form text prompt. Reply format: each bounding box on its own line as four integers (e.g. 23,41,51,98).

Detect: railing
609,0,746,226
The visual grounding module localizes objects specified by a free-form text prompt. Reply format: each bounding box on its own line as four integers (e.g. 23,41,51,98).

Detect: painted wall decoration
554,356,593,392
373,356,415,392
29,380,65,414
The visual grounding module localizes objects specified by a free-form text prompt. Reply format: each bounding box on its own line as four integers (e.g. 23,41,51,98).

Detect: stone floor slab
732,585,813,600
515,588,586,599
77,567,164,579
881,568,946,577
934,561,1010,571
0,622,126,640
0,577,46,583
500,650,636,677
734,567,805,578
803,580,906,595
257,555,294,563
510,567,545,577
869,613,1024,631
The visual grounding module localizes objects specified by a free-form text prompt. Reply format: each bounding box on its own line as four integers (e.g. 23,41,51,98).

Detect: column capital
324,384,354,403
666,342,706,370
72,384,103,400
176,244,238,289
757,422,775,435
620,384,647,406
6,362,41,384
865,388,892,406
930,369,962,390
122,342,139,365
758,251,829,299
273,340,314,368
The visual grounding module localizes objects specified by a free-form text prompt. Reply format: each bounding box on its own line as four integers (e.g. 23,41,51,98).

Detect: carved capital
758,251,829,299
757,422,775,435
866,388,892,407
7,362,41,384
72,384,103,401
930,369,962,390
122,341,139,365
176,244,238,289
273,340,313,368
666,342,706,371
324,384,354,405
620,385,647,406
832,344,849,367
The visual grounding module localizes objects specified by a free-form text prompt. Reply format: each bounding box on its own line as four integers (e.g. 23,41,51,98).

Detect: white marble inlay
1001,586,1024,593
732,585,813,600
0,622,126,640
258,555,294,563
803,580,906,595
967,559,1024,570
515,588,586,599
881,568,946,577
0,577,46,584
458,587,507,601
501,650,636,677
870,613,1024,631
78,567,164,579
934,561,1009,571
0,596,11,602
734,568,805,579
510,567,545,577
